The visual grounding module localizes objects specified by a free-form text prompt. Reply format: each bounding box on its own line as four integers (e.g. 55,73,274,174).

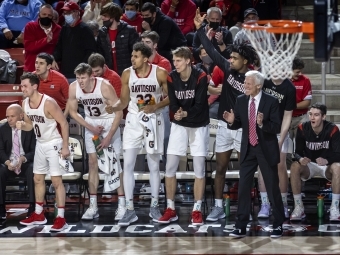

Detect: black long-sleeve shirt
196,26,245,123
294,121,340,165
167,66,209,128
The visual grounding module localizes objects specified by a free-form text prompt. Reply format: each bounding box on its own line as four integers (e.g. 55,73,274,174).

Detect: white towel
59,146,74,173
137,112,158,154
97,145,122,192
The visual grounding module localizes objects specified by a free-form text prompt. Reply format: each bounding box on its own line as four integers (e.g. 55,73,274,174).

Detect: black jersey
262,79,296,120
167,65,209,128
295,121,340,165
196,27,245,123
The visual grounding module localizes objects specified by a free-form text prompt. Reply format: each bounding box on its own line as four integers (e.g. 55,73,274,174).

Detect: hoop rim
242,20,314,37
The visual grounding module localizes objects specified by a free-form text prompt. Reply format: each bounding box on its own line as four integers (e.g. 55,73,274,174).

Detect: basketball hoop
242,20,314,80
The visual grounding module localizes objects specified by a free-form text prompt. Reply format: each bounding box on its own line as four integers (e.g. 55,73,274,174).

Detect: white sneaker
258,204,271,218
81,207,99,220
329,206,340,221
115,205,126,221
290,205,305,221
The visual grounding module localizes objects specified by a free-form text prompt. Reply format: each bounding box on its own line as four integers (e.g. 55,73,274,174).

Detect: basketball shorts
302,162,331,181
167,123,209,157
215,120,242,153
277,133,290,153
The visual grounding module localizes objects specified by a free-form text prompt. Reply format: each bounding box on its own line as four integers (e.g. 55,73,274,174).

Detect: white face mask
64,14,75,25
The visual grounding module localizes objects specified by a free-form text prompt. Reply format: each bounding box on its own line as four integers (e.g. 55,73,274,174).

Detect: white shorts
85,118,121,156
277,133,290,153
215,120,242,153
33,138,65,176
167,123,209,157
302,162,331,181
123,112,164,154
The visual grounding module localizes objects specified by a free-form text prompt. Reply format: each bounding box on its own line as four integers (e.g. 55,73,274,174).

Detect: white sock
35,203,43,214
167,199,175,210
331,193,340,208
57,207,65,218
118,196,125,207
193,200,202,212
281,192,288,206
151,197,159,207
215,199,223,208
126,199,134,210
260,192,269,205
90,195,97,208
293,194,303,207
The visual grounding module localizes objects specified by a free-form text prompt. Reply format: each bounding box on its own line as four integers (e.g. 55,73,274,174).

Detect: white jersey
76,77,115,120
128,64,162,114
24,94,61,143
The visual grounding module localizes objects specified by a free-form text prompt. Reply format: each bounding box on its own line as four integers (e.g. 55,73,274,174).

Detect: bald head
6,104,23,128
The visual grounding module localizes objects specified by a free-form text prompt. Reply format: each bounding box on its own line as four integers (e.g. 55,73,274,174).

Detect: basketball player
257,78,296,218
158,47,209,225
18,72,70,232
105,42,169,226
193,9,258,221
68,63,124,221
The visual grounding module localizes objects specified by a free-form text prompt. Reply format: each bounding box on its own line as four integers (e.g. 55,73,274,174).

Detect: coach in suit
224,70,285,238
0,104,36,221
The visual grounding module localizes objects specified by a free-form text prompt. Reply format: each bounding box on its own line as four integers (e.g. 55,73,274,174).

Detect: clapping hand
223,109,234,124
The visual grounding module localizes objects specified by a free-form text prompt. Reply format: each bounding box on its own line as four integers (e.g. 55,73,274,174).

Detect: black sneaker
0,204,6,219
229,228,246,238
270,226,283,238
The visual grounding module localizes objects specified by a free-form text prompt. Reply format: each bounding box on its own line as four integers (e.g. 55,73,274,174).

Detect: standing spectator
160,0,196,45
88,52,122,98
34,53,69,116
0,0,42,48
24,4,61,72
82,0,112,27
141,2,187,63
192,7,232,62
53,2,97,83
97,3,139,75
240,0,280,20
121,0,143,35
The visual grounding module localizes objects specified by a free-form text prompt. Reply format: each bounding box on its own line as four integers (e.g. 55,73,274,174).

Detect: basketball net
243,22,304,80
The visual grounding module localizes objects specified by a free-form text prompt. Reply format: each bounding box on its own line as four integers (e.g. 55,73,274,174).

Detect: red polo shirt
291,74,312,117
152,52,172,73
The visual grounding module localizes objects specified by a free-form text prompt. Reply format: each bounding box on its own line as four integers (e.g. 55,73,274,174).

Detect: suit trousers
0,163,35,205
235,144,285,229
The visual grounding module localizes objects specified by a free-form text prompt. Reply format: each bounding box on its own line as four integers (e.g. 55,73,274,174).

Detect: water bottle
317,195,324,218
92,135,104,156
223,194,230,217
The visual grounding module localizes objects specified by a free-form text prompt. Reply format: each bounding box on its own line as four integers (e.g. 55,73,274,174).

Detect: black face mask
209,21,220,30
103,20,113,28
39,16,53,27
143,17,153,25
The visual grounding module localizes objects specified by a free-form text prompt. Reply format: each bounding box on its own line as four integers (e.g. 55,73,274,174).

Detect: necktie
13,129,21,175
249,98,258,146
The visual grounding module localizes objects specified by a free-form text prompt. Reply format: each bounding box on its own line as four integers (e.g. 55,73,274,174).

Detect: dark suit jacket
228,92,281,166
0,122,36,164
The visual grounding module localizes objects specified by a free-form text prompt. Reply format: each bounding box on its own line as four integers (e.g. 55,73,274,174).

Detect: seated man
290,103,340,221
0,104,36,221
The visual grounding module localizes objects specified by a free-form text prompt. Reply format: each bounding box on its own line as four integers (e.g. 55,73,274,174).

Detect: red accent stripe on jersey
29,94,45,109
330,125,339,137
135,64,152,78
197,71,207,84
82,78,97,94
167,75,173,83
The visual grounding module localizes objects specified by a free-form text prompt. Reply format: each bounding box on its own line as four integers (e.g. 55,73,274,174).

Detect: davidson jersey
76,77,115,119
128,64,162,113
24,94,61,143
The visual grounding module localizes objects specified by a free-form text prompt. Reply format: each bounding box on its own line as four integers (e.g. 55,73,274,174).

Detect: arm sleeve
185,72,208,121
325,127,340,164
82,27,97,62
128,27,139,53
0,129,7,164
0,2,9,30
196,26,230,73
161,1,175,18
294,124,305,161
181,8,195,35
53,28,63,62
61,76,69,99
23,23,49,54
155,19,174,50
285,85,297,111
192,31,202,61
167,75,181,113
302,78,312,100
81,3,94,23
261,97,282,134
228,97,242,130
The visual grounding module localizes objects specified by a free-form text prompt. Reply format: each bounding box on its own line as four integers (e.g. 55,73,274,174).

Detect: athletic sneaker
51,217,68,232
229,228,246,238
81,207,99,220
139,184,165,200
149,206,162,222
20,212,47,226
258,204,271,218
284,206,289,218
114,205,126,221
158,208,178,224
329,206,340,221
118,209,138,226
270,226,283,238
206,206,226,221
290,205,306,221
191,210,203,226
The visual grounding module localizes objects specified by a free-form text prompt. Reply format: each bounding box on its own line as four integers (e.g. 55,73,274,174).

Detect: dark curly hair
226,43,258,65
292,55,305,70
